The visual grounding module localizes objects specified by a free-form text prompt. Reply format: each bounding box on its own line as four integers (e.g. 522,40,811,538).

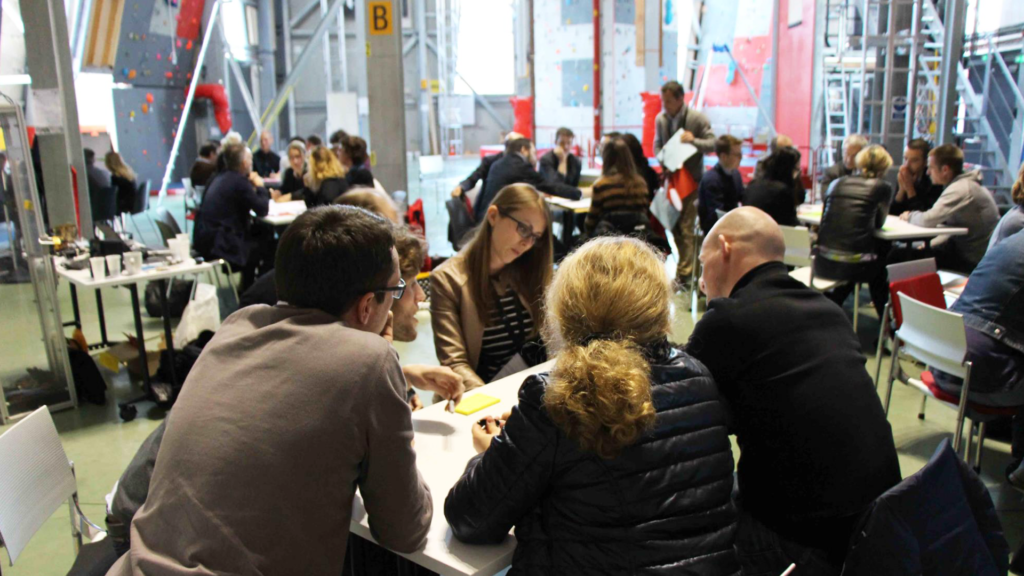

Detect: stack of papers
655,129,699,173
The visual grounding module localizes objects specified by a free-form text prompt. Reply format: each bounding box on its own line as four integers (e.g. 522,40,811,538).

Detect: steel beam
938,0,967,144
257,0,277,141
415,0,431,154
365,0,408,191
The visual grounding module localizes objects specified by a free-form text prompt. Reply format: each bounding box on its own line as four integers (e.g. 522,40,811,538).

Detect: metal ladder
824,68,852,164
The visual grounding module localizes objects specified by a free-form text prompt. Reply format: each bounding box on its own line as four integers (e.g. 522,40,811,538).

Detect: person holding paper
445,237,740,575
653,81,715,289
108,206,433,576
431,184,554,392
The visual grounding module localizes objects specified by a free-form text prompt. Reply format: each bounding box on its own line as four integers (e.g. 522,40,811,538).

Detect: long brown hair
461,184,553,326
105,151,135,181
601,138,639,179
543,237,668,459
304,145,345,191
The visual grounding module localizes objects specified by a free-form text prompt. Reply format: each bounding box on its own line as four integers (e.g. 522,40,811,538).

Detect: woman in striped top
431,185,554,390
585,137,653,236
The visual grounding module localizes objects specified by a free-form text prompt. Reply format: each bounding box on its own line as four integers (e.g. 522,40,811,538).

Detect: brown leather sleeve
429,270,486,391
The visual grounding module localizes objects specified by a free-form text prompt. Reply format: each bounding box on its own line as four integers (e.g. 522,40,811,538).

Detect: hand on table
471,411,511,453
899,211,912,222
680,131,696,144
409,393,424,411
403,364,465,405
270,189,282,201
249,172,265,188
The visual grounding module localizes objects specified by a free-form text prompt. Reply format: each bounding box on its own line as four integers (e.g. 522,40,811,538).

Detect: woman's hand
403,365,465,405
472,416,504,453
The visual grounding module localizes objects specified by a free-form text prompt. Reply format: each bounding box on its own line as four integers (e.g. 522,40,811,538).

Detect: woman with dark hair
105,151,138,215
619,132,661,200
741,146,802,226
445,237,739,576
430,184,553,391
585,138,652,239
340,136,375,188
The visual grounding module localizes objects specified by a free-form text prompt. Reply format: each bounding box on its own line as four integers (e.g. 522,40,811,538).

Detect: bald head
770,134,794,154
699,207,785,300
259,130,273,152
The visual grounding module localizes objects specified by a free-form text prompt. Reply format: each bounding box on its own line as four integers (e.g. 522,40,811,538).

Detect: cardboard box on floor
99,337,165,378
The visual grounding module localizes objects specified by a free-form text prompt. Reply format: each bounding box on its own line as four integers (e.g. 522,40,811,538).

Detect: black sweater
685,262,901,554
445,345,740,576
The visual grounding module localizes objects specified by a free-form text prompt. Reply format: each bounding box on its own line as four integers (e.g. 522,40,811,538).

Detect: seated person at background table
539,126,582,187
252,130,281,179
814,144,894,317
988,162,1024,250
431,184,553,392
329,129,348,163
450,131,524,199
306,134,322,151
755,134,805,207
105,150,138,216
889,138,944,215
193,143,271,291
445,237,740,576
698,135,745,235
108,206,433,576
84,147,112,196
928,229,1024,491
741,146,801,226
339,135,375,188
898,144,999,274
302,145,350,208
189,142,219,188
685,207,902,575
271,140,307,203
620,132,661,200
820,134,867,191
277,136,305,176
585,137,653,239
475,138,582,222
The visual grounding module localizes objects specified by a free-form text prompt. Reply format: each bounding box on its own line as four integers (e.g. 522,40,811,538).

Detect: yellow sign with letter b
368,1,393,35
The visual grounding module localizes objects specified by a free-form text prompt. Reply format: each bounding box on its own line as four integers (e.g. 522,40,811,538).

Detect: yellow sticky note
455,394,500,415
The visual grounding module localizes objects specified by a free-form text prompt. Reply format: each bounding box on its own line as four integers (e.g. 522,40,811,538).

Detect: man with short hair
697,135,744,234
84,147,112,194
450,131,524,200
653,81,716,287
329,129,349,162
686,207,901,575
474,138,582,222
539,127,582,186
252,130,281,178
109,206,434,576
821,134,867,191
889,138,944,214
899,143,999,273
307,134,323,150
189,142,219,188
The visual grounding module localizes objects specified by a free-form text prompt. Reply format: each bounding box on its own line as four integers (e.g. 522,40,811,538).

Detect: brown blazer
430,253,533,391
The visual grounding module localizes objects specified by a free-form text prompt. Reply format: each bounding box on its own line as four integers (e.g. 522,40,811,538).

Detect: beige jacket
429,254,531,391
108,305,431,576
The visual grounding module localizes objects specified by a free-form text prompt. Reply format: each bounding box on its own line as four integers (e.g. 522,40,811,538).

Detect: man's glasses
376,277,406,300
498,209,543,243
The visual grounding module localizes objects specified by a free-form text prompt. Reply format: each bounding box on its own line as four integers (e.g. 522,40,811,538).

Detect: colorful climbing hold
165,72,174,79
122,67,129,77
156,53,162,60
129,111,136,119
146,92,154,103
583,84,589,92
128,69,137,79
176,39,182,48
186,40,193,50
142,150,147,155
142,103,149,114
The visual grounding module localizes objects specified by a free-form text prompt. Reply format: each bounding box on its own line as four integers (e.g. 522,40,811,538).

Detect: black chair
125,179,153,241
154,207,182,247
89,185,118,225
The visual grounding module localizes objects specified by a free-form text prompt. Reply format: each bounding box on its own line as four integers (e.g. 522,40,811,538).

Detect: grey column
937,0,966,145
257,0,278,141
416,0,431,154
364,0,407,192
23,0,91,236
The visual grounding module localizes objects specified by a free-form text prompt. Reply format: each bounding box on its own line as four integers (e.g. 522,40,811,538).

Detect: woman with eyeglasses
444,237,740,575
430,184,553,391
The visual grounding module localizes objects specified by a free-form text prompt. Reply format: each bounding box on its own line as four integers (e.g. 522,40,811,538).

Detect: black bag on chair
144,279,194,318
593,211,672,255
446,195,476,251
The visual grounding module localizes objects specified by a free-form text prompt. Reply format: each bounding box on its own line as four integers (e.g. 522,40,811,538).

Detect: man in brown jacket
108,206,432,575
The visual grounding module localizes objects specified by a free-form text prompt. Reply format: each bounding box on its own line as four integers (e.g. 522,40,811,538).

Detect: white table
543,196,592,246
350,360,555,576
258,200,307,227
796,204,969,242
54,256,226,418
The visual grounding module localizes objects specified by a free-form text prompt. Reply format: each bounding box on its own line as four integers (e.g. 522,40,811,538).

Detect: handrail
993,51,1024,111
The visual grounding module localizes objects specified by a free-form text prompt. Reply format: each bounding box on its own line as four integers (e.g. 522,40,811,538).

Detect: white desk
54,256,227,418
350,360,555,576
796,204,969,242
544,196,591,214
258,200,307,226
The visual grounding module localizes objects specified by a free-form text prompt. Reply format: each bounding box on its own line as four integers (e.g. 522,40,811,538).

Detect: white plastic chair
872,258,939,388
0,407,104,567
883,292,973,455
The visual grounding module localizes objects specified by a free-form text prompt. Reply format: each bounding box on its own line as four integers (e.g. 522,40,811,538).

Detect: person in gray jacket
107,206,433,576
898,144,999,273
653,81,715,287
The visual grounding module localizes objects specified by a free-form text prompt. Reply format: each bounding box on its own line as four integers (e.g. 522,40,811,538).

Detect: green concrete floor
2,173,1022,573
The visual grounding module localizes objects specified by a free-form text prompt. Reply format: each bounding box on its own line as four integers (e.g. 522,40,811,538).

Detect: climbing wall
111,0,205,184
602,0,644,136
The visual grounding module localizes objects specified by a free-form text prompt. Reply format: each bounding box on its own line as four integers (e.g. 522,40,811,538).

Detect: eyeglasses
376,277,406,300
498,209,543,243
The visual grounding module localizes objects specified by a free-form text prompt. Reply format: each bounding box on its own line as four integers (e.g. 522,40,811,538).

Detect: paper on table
655,129,698,172
267,200,307,216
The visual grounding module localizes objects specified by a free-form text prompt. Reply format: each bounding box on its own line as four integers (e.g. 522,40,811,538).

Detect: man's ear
354,292,375,327
718,234,731,260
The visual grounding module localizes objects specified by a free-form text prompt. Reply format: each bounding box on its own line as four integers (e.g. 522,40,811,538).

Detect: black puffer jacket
817,176,892,257
444,343,740,576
